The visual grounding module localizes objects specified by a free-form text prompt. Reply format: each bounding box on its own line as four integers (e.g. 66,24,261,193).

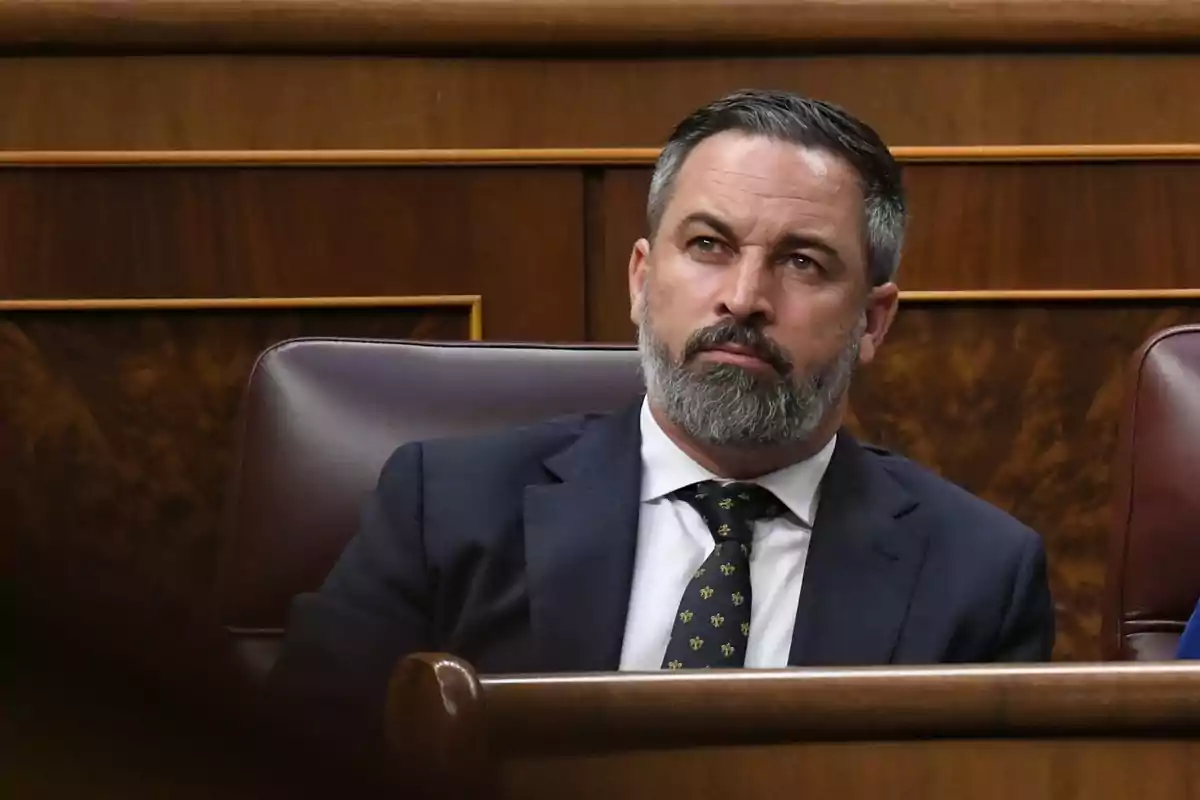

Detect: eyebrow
677,211,844,265
677,211,739,243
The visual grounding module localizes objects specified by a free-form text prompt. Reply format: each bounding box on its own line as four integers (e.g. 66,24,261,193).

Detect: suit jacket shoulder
409,412,599,487
269,405,641,766
865,444,1040,546
855,442,1054,662
382,411,607,553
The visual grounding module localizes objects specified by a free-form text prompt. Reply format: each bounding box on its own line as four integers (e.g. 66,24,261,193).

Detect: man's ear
856,282,899,366
629,238,651,326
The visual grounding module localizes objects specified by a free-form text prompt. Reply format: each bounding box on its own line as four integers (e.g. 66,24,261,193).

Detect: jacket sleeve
266,442,433,780
990,532,1056,662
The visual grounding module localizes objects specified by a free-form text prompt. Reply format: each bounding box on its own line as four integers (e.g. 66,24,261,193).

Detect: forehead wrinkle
703,163,852,204
695,190,842,244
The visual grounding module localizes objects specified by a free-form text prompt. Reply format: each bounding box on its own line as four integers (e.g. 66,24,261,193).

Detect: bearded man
272,90,1054,733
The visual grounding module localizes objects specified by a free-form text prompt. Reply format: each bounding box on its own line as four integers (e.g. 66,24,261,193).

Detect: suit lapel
789,434,926,666
523,403,643,672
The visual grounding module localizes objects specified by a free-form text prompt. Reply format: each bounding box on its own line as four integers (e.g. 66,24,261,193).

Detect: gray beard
638,313,863,449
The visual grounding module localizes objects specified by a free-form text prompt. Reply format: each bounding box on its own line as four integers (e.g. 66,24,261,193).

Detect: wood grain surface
3,54,1200,150
499,740,1200,800
0,166,581,341
2,0,1200,51
4,305,473,608
480,661,1200,744
386,654,1200,799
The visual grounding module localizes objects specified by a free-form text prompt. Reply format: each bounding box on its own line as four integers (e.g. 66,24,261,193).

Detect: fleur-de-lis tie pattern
662,481,785,670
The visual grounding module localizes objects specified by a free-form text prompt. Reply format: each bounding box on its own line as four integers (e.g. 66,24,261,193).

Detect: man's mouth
695,344,778,372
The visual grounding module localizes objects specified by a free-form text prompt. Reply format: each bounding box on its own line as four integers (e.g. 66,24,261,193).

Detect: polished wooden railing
387,653,1200,799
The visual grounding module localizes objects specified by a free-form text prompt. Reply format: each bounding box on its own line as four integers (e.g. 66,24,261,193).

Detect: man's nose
718,254,774,322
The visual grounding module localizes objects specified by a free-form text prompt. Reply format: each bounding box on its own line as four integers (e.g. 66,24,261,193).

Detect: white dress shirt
618,399,836,670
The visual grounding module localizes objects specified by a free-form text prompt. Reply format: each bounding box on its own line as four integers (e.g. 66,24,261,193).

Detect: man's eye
689,237,727,255
787,253,820,271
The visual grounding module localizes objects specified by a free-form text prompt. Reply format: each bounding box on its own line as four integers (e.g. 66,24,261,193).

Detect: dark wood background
4,1,1200,663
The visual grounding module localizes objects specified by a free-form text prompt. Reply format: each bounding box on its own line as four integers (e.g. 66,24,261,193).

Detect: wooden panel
902,162,1200,291
3,55,1200,150
0,166,584,341
2,0,1199,51
475,660,1200,742
388,655,1200,799
590,162,1200,328
586,167,633,342
590,168,646,343
846,301,1200,661
3,303,473,609
500,740,1200,800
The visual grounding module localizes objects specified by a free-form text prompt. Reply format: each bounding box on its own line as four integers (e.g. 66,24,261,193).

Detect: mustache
681,320,793,376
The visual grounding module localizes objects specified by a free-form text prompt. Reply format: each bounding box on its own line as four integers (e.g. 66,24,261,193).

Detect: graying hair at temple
646,89,908,287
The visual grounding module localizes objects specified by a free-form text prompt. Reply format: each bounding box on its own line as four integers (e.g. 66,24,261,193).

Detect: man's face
629,131,898,447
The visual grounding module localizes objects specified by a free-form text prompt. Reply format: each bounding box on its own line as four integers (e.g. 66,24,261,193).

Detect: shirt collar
638,397,836,527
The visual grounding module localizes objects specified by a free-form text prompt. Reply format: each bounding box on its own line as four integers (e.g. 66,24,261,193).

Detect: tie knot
673,481,785,544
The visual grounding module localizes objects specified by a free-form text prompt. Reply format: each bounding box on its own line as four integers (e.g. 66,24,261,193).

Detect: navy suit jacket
1179,600,1200,659
272,401,1054,741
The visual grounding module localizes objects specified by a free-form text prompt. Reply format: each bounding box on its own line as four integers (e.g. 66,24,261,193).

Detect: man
272,89,1054,731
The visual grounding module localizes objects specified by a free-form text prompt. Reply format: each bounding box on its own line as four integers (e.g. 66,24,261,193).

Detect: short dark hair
647,89,907,286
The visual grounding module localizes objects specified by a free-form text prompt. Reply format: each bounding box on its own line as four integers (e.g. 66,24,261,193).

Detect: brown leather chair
217,338,643,677
1104,324,1200,660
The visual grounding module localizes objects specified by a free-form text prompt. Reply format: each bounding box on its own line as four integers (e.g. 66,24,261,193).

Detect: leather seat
217,338,643,677
1104,324,1200,660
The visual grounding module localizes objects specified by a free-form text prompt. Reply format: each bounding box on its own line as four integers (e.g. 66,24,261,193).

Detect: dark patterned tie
661,481,785,670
